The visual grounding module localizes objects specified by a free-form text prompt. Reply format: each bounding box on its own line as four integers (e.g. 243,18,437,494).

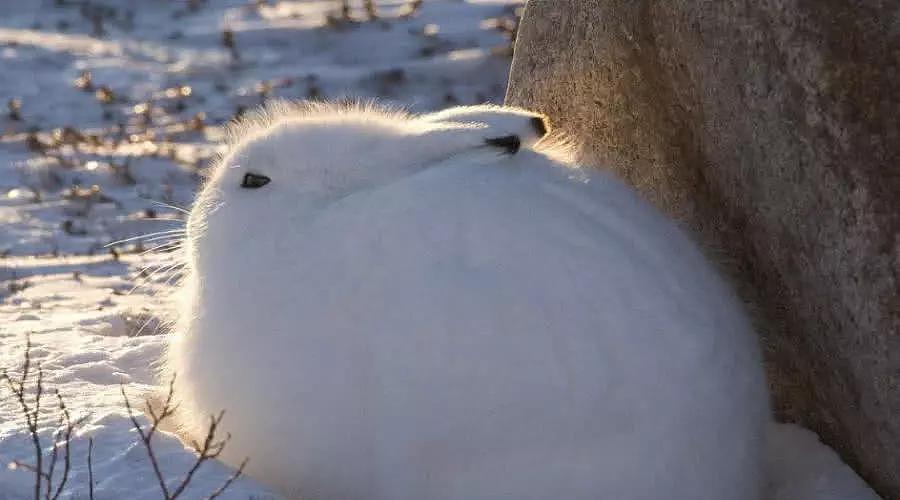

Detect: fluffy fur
166,102,769,500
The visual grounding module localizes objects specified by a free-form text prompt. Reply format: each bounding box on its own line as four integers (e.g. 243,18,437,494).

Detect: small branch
363,0,378,20
87,438,94,500
169,412,227,500
121,384,171,499
3,340,246,500
29,358,43,500
206,457,248,500
121,376,247,500
9,461,51,482
2,335,45,500
45,423,59,500
49,392,76,500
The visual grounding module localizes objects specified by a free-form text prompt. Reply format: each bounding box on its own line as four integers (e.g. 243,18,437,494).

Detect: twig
49,392,76,500
363,0,378,20
1,335,44,500
45,421,59,500
3,337,79,500
8,461,51,482
87,438,95,500
121,376,248,500
169,412,228,499
398,0,423,19
206,457,248,500
3,341,246,500
121,382,173,498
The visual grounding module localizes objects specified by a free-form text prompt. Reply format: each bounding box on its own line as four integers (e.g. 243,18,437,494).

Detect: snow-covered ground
0,1,520,498
0,1,885,500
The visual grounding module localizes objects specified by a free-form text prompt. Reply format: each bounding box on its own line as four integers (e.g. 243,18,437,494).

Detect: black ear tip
530,116,548,137
241,172,271,189
484,135,521,154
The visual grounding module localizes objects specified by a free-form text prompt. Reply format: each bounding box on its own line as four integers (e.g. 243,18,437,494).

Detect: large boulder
506,0,900,497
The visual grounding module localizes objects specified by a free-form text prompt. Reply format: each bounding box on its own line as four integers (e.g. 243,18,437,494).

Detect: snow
0,1,883,500
766,423,881,500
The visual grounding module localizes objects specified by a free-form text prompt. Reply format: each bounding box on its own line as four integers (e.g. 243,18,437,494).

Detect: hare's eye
241,172,271,189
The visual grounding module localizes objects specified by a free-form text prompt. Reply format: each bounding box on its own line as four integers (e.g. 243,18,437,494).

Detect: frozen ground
0,1,884,500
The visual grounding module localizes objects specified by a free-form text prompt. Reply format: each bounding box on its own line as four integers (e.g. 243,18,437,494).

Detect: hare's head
187,101,547,248
206,102,547,196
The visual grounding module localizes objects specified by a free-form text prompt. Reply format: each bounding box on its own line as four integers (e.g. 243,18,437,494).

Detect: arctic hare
167,102,768,500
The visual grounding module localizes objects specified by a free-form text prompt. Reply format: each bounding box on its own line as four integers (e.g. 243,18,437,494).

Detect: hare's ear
420,105,549,140
529,116,548,137
405,120,529,161
241,172,271,189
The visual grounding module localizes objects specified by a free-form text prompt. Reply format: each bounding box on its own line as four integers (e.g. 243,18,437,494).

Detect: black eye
241,172,270,189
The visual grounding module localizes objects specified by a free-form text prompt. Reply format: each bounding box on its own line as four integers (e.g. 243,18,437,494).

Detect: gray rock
506,0,900,497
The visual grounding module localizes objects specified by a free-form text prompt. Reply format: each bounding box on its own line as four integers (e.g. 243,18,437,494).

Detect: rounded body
168,105,768,500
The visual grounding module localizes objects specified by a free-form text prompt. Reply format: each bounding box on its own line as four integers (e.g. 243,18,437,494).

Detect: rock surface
506,1,900,497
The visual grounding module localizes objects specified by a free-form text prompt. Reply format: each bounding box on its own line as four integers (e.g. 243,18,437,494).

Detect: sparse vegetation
122,377,248,500
2,336,83,500
8,99,23,121
484,4,523,56
2,338,248,500
221,27,239,62
326,0,424,27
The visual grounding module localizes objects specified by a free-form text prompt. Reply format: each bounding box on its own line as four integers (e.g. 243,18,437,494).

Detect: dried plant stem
1,336,44,500
121,375,249,500
87,438,95,500
3,341,248,499
363,0,377,20
2,336,80,500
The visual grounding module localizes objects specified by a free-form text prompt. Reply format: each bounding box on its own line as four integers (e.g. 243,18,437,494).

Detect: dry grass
2,337,248,500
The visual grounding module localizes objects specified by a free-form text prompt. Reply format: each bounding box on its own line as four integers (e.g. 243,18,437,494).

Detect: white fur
167,102,769,500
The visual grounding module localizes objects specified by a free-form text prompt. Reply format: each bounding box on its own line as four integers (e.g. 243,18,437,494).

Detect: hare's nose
530,116,548,138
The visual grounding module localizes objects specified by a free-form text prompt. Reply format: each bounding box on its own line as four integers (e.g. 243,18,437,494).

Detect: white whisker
130,218,186,226
151,200,191,215
162,268,185,288
143,260,185,285
132,314,156,337
141,232,186,244
105,229,186,247
128,261,186,296
139,240,182,257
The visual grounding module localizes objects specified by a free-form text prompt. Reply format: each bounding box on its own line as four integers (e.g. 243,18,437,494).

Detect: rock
506,1,900,497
